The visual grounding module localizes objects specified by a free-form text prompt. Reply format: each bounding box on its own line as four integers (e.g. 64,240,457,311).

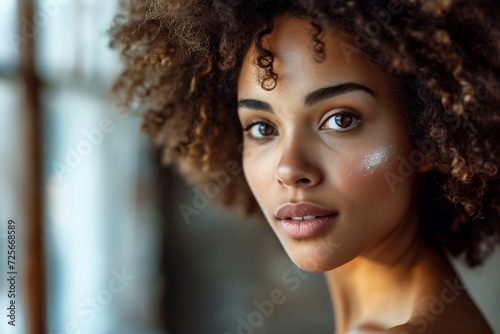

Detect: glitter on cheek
359,145,399,175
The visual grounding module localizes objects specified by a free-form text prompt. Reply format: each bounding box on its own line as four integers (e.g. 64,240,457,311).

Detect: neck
324,212,441,333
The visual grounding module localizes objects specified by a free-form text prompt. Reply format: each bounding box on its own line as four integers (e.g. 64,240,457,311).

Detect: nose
275,140,322,187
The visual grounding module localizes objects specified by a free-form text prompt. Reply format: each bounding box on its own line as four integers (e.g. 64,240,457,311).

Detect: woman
111,0,499,332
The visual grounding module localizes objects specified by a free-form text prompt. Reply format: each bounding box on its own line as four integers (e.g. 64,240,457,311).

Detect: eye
322,112,360,132
243,121,278,140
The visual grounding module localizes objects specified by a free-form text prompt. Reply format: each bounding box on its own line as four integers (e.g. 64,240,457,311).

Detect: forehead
238,16,395,98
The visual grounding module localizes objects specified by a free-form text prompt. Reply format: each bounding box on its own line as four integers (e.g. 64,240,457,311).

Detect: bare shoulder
382,293,493,334
383,318,492,334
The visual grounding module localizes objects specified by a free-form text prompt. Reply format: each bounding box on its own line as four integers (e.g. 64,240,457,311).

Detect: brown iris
334,114,353,128
258,123,275,136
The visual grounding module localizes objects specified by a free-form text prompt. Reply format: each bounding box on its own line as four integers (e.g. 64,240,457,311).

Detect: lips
275,202,337,239
275,202,336,220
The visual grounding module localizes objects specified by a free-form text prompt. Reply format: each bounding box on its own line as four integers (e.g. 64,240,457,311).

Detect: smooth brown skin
237,17,492,333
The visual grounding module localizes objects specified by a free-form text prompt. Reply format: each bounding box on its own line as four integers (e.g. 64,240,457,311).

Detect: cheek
358,145,400,177
242,151,270,202
337,144,410,203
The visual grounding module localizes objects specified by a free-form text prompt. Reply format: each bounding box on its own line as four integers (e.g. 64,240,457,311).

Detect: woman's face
237,17,429,271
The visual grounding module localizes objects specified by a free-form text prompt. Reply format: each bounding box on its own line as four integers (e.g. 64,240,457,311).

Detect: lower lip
278,215,336,239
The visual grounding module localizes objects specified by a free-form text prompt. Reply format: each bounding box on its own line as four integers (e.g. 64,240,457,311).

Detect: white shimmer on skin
359,145,398,175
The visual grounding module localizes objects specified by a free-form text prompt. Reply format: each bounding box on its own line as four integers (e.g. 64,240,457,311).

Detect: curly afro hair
110,0,500,266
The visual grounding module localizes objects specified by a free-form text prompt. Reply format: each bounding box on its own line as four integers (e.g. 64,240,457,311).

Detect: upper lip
275,202,337,220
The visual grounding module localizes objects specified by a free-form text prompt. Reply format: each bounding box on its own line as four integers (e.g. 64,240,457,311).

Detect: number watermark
6,219,17,327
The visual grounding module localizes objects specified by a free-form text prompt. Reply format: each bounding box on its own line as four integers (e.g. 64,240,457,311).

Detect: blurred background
0,1,498,333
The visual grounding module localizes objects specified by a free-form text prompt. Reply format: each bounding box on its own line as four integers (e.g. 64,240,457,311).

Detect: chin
282,239,355,272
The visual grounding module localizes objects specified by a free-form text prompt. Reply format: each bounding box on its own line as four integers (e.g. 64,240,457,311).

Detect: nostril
297,178,312,184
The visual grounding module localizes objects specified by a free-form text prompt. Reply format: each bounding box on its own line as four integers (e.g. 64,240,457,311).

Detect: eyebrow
237,99,273,113
238,82,376,113
304,82,376,107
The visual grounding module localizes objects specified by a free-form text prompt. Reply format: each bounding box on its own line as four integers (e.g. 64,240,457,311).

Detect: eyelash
321,110,361,131
242,120,277,141
242,110,362,141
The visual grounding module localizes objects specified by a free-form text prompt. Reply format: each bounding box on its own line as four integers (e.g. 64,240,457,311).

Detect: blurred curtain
0,0,165,333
